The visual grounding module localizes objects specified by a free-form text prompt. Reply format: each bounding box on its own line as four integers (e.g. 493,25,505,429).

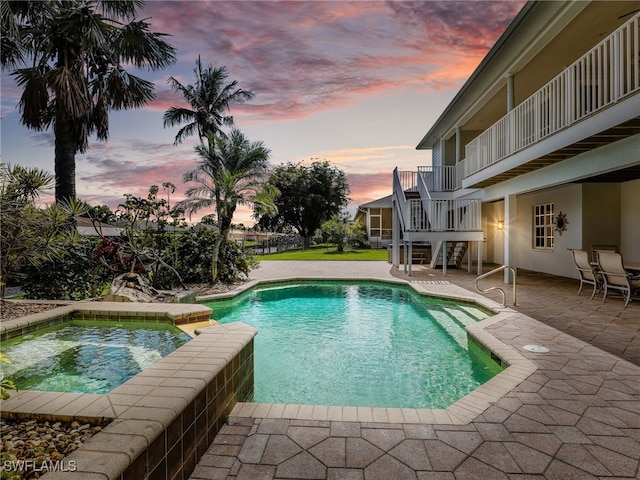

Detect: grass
258,244,388,261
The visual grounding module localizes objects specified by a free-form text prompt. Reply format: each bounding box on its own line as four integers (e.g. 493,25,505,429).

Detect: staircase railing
392,167,408,232
418,166,458,191
475,265,517,307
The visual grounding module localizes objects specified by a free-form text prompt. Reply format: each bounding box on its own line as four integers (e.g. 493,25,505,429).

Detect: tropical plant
2,0,176,203
258,160,350,249
321,214,349,253
347,222,369,250
163,57,254,146
0,353,17,400
0,164,85,298
177,129,274,282
22,236,109,300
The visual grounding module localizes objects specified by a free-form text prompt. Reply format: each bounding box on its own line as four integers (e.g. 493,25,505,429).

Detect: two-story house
392,0,640,281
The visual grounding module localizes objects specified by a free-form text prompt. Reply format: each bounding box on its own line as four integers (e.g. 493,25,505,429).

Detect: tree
177,129,274,282
258,161,350,249
2,0,176,204
163,57,254,147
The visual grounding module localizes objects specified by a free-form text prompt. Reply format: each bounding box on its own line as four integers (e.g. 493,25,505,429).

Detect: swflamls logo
2,459,78,472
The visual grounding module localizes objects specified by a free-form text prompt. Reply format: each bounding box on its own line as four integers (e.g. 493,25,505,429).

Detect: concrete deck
189,261,640,480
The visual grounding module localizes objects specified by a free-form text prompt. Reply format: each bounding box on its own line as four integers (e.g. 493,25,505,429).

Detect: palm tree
163,57,254,146
2,0,176,204
177,129,274,282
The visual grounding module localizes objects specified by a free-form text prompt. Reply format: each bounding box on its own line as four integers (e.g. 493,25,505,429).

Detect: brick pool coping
199,277,538,425
0,301,213,341
0,302,256,480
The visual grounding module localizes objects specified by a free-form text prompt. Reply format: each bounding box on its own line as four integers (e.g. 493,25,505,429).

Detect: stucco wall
481,201,504,264
620,179,640,262
582,183,621,257
510,180,637,278
515,184,583,279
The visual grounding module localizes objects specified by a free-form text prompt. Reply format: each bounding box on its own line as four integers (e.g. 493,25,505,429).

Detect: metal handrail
475,265,517,306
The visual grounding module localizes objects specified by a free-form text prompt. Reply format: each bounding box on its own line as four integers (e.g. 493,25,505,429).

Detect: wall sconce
496,220,504,231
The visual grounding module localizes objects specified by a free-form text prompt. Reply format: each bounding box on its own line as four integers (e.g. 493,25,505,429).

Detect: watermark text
2,459,78,473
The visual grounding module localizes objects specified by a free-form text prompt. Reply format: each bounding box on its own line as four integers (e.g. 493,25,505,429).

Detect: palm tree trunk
211,212,235,283
210,238,221,283
54,121,77,204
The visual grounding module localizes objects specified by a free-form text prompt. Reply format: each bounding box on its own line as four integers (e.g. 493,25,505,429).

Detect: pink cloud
140,1,525,123
347,172,393,205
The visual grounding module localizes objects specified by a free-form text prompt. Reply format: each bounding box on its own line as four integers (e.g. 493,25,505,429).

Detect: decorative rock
0,417,110,479
105,273,163,302
104,272,195,303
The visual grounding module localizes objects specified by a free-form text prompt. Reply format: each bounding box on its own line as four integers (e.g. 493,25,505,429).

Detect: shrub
22,236,110,300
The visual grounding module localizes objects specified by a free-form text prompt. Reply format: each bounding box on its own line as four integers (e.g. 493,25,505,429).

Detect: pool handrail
475,265,517,307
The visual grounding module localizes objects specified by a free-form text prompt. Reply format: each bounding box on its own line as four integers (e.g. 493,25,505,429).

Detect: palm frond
163,106,196,127
105,68,155,109
14,67,51,129
114,20,176,70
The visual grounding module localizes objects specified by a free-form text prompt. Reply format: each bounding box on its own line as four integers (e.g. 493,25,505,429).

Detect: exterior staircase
430,241,468,269
392,166,483,273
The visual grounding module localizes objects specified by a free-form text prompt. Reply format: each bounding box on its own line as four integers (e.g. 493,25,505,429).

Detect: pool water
1,320,191,394
206,282,502,409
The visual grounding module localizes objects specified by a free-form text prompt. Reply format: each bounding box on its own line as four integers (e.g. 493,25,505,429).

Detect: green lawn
258,244,388,261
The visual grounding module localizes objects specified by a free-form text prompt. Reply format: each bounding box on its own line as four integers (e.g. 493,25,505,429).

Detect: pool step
428,310,468,349
428,305,489,349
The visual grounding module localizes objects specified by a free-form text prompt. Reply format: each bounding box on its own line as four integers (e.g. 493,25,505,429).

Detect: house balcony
461,11,640,189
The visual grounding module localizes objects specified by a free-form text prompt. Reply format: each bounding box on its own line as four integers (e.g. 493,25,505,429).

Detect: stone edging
198,277,538,425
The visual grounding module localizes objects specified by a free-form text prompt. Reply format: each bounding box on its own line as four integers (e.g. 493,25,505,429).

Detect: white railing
417,166,459,191
406,199,481,231
392,167,408,232
395,170,418,193
464,12,640,177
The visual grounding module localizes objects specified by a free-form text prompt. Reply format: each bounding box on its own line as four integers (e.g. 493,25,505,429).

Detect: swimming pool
205,282,502,409
1,320,191,394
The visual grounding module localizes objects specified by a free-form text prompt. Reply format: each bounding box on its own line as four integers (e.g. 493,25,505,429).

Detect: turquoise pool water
206,282,502,409
1,320,191,394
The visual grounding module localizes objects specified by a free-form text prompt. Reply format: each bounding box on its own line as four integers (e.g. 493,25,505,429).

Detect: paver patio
189,261,640,480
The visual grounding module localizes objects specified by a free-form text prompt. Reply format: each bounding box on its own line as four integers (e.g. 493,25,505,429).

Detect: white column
442,240,447,276
507,74,515,111
504,194,517,283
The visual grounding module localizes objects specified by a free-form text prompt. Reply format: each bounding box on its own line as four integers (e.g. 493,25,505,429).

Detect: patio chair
591,244,618,263
596,251,640,308
569,249,600,299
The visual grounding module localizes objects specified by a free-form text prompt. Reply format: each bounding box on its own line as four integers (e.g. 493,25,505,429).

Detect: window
369,208,382,238
533,203,554,249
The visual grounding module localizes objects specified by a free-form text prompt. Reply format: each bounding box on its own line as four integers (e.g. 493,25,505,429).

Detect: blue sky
1,0,525,224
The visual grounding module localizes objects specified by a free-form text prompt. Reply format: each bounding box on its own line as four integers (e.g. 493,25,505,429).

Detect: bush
217,239,259,283
170,227,257,286
22,236,110,300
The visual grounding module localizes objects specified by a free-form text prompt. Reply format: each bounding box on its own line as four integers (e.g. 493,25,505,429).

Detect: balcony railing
406,199,481,232
464,12,640,178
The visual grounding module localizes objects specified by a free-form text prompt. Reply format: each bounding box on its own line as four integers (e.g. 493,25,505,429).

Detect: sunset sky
1,0,526,225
